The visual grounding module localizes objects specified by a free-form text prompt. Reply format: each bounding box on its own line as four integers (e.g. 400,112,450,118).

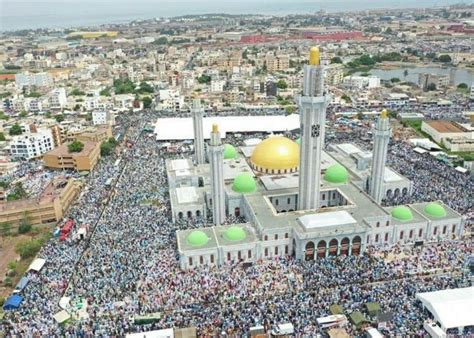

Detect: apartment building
9,128,55,160
43,141,101,171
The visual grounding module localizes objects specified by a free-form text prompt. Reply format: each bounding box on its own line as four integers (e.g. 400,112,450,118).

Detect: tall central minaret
369,109,391,204
191,98,205,165
297,47,332,211
209,124,226,225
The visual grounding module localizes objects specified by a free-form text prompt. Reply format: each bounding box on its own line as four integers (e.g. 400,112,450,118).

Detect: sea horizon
0,0,464,32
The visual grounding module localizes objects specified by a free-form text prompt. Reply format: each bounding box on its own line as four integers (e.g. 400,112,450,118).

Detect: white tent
154,114,300,140
416,287,474,331
53,310,71,324
455,166,468,174
28,258,46,272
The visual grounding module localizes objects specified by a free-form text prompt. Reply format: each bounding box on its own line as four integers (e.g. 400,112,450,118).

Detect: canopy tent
455,166,468,174
3,295,23,310
53,310,71,324
13,276,29,293
329,304,344,315
28,258,46,272
327,328,350,338
416,287,474,331
349,311,369,328
365,302,381,317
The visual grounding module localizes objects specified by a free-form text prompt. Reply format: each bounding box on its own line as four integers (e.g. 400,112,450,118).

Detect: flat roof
416,287,474,330
154,114,300,140
171,159,191,171
425,121,466,133
176,187,198,204
299,211,357,230
45,141,98,157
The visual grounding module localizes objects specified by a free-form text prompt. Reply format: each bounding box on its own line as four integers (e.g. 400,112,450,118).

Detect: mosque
168,48,464,269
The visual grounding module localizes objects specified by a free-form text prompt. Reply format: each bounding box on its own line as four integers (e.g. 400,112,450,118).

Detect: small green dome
324,164,349,184
424,202,446,218
186,230,209,247
223,144,237,159
223,226,246,241
296,137,301,145
232,172,256,193
391,206,413,221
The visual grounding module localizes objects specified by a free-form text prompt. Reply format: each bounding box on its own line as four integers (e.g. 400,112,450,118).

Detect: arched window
248,250,252,258
419,229,423,237
227,252,231,261
452,224,456,233
376,222,380,228
409,230,413,239
285,233,289,239
200,256,204,264
434,227,438,235
442,226,447,234
285,245,288,254
274,234,278,240
275,247,278,255
385,233,389,242
189,257,193,266
386,221,390,226
238,251,242,260
210,254,214,263
264,235,268,241
264,248,268,256
400,231,404,240
375,234,379,242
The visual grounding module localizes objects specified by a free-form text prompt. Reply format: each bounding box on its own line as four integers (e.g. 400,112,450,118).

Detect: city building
418,73,450,91
9,129,55,160
265,53,290,72
92,110,115,126
49,88,68,110
421,120,474,151
325,64,344,86
43,141,101,171
344,76,380,89
0,177,81,229
15,72,52,88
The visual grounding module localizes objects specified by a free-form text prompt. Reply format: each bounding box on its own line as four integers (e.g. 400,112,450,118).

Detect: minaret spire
191,98,205,165
297,47,332,211
369,109,392,203
209,124,226,225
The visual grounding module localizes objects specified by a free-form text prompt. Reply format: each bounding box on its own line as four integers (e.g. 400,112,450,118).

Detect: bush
18,223,32,234
9,123,22,136
68,140,84,153
15,239,43,259
7,261,17,270
0,296,5,306
3,277,13,287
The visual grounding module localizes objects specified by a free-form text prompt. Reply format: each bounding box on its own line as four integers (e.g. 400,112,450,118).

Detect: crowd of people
1,111,472,337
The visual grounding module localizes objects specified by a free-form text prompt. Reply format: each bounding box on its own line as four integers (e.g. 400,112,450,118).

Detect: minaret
191,98,205,165
209,124,226,225
297,47,332,211
369,109,392,204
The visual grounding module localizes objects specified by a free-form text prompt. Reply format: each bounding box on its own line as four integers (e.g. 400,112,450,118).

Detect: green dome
296,137,301,145
186,230,209,247
324,164,349,184
232,173,256,193
391,206,413,221
223,226,246,241
424,202,446,218
223,144,237,159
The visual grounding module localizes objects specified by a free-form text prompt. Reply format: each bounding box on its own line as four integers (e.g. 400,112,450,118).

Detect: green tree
341,94,352,102
108,137,118,146
330,57,343,64
100,87,111,96
55,114,65,123
18,223,32,234
197,75,211,84
276,80,288,90
457,83,468,89
0,111,9,120
427,83,437,91
19,111,28,118
0,132,6,141
68,140,84,153
391,77,401,83
438,54,452,63
136,82,154,94
142,96,153,108
155,37,168,45
358,54,376,66
285,106,296,114
70,88,86,96
100,142,113,156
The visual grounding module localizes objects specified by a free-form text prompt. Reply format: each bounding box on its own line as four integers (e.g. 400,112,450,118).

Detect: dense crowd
1,111,472,337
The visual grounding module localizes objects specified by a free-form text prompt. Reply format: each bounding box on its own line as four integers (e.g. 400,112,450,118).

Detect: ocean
0,0,461,32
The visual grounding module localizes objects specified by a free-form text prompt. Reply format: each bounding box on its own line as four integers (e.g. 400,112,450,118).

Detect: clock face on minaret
311,124,320,138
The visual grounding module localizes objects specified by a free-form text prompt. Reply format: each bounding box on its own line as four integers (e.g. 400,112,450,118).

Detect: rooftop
425,120,467,133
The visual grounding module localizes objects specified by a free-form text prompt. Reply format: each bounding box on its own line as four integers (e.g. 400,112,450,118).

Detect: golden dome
251,136,299,173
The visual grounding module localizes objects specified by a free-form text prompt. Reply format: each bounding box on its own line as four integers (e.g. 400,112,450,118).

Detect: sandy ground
0,235,27,298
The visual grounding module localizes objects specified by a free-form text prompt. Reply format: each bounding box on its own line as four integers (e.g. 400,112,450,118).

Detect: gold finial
309,46,320,66
381,109,389,118
212,124,218,133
